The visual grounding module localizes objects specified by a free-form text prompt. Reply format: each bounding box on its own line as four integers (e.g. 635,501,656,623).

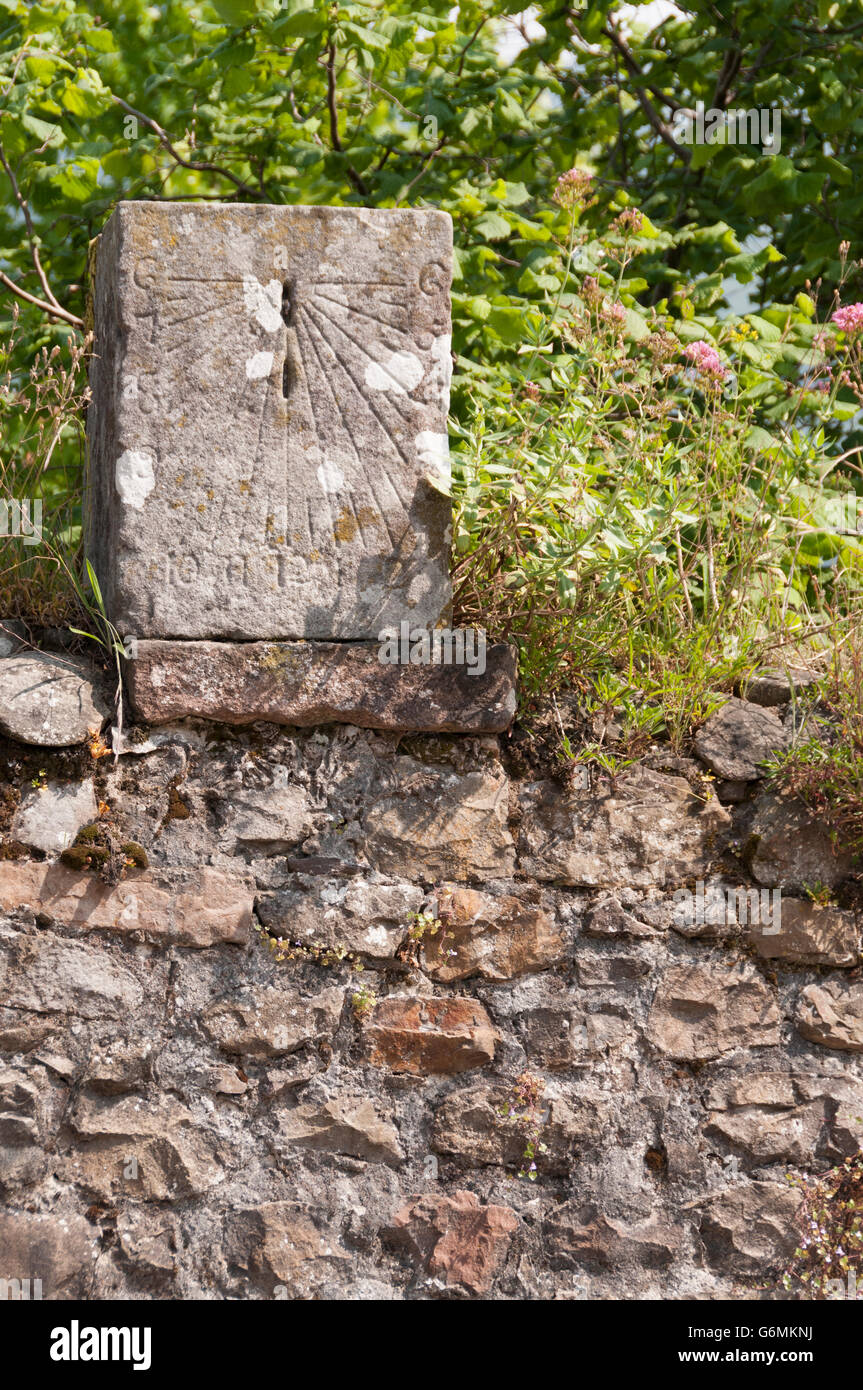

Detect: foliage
768,641,863,861
529,2,863,315
399,906,458,968
2,1,863,733
451,182,863,720
782,1154,863,1299
255,918,369,968
350,980,376,1019
498,1070,548,1180
0,310,90,622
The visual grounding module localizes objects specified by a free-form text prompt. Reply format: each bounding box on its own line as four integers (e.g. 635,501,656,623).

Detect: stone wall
1,677,861,1300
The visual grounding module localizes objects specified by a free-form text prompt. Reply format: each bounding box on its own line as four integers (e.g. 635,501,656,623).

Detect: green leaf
59,70,110,118
85,560,104,610
624,307,650,341
212,0,263,23
473,211,511,241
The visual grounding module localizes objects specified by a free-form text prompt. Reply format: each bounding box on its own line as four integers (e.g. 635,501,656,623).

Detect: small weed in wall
254,922,364,972
780,1150,863,1298
399,908,458,969
499,1072,549,1181
802,880,834,907
350,982,377,1021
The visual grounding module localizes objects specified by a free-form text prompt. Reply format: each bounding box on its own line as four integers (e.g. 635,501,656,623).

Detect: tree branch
397,136,447,205
0,270,83,327
0,142,65,312
0,139,83,326
325,41,369,196
604,25,691,162
110,95,263,199
456,16,490,77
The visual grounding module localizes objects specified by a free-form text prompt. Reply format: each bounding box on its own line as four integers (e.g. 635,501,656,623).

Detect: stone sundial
86,202,515,732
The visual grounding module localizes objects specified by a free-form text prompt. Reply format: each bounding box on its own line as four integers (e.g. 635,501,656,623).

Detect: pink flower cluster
831,302,863,335
683,339,727,380
613,208,644,237
553,168,595,211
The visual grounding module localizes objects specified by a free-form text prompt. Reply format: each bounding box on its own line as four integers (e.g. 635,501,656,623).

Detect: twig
110,95,263,200
325,41,369,196
0,270,83,327
604,24,691,162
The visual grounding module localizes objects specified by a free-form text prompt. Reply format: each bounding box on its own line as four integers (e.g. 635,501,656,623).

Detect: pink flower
683,339,727,381
613,208,644,236
553,168,595,211
581,274,602,304
831,302,863,335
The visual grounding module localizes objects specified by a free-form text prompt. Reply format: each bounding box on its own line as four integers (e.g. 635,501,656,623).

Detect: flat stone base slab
126,640,517,734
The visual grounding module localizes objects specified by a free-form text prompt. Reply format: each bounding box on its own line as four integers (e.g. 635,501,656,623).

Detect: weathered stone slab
646,961,780,1060
86,201,453,640
693,697,789,780
201,985,344,1058
0,929,144,1019
386,1191,517,1295
748,897,859,968
740,666,820,706
0,861,253,948
126,638,516,732
796,978,863,1052
698,1182,801,1276
0,652,108,746
364,996,498,1074
517,766,731,888
11,779,97,853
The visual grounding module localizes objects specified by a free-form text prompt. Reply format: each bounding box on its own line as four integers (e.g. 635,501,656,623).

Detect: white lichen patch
415,431,451,484
364,350,424,394
317,459,346,493
115,450,155,508
428,334,453,403
364,925,395,952
242,275,283,333
245,351,274,381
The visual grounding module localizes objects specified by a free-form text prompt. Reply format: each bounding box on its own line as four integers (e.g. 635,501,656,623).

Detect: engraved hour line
301,301,416,428
299,303,418,499
299,306,419,490
300,313,405,522
289,325,342,569
300,302,418,460
299,318,404,551
163,304,237,329
313,278,408,287
314,292,411,337
315,294,409,332
297,312,411,525
316,289,409,314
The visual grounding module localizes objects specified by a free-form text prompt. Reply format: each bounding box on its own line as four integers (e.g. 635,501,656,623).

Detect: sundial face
86,202,453,640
